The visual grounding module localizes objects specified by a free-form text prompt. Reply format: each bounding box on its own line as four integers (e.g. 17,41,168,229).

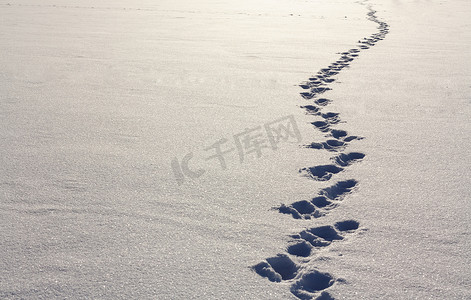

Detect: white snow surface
0,0,470,299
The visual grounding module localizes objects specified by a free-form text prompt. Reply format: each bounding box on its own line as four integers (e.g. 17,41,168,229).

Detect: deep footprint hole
334,152,365,166
308,226,343,241
292,200,316,214
287,241,312,257
266,254,298,280
315,98,331,106
305,142,323,150
331,129,347,139
335,220,360,232
321,179,358,199
325,139,345,147
252,262,281,282
311,196,332,208
295,270,334,292
307,165,344,181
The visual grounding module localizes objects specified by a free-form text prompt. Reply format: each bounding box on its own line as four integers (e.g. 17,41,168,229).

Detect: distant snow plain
0,0,470,299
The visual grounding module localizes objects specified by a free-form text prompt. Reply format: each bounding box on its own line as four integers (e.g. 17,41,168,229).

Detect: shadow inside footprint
291,270,335,299
292,200,317,214
301,105,320,115
331,129,348,139
319,77,335,83
332,152,365,167
301,165,343,181
312,121,330,132
287,241,312,257
311,87,331,94
321,112,341,124
265,254,299,281
296,230,331,247
306,139,345,152
311,196,333,208
253,262,282,282
324,139,345,148
343,135,362,142
334,220,360,232
278,204,303,219
278,201,322,220
321,179,358,200
315,98,332,106
308,226,343,241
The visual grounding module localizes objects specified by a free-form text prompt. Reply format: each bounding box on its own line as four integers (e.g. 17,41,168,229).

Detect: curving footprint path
253,1,389,299
254,220,361,299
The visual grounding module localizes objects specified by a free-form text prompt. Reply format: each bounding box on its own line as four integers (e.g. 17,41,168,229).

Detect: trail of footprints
253,3,389,299
254,220,361,299
279,179,358,220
